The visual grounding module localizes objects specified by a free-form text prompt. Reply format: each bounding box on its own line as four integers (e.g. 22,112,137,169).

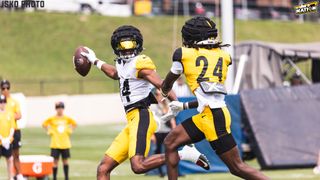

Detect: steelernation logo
0,0,45,8
294,1,318,15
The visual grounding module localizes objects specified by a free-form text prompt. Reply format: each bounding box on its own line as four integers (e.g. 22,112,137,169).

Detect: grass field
0,11,320,95
0,124,318,180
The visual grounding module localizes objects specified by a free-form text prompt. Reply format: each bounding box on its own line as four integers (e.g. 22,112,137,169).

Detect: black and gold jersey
170,46,232,112
171,47,231,92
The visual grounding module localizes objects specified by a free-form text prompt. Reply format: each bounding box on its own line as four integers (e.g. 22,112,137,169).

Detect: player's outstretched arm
81,47,119,80
99,63,119,80
138,69,177,101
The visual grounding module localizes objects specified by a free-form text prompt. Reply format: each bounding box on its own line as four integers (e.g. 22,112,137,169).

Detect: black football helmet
111,25,143,60
181,16,219,48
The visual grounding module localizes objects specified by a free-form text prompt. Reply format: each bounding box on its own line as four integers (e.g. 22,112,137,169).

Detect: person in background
0,95,15,180
42,102,77,180
195,2,206,15
150,89,176,177
172,76,193,98
0,80,23,180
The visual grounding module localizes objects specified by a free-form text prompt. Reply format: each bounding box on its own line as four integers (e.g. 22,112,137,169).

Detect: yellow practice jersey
173,47,232,92
5,97,21,129
42,115,77,149
0,110,15,145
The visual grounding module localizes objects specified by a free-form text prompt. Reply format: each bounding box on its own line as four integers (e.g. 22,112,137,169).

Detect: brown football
73,46,91,77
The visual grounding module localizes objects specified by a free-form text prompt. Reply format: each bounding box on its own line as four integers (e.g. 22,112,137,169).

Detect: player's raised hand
80,46,98,64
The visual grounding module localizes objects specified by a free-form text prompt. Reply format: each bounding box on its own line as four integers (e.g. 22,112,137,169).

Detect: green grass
0,11,319,95
0,124,319,179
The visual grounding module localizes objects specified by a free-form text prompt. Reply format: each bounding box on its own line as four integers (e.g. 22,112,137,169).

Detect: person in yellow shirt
42,101,77,180
0,95,15,180
1,80,23,180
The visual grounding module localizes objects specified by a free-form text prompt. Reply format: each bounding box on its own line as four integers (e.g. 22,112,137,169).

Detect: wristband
183,102,189,110
94,60,106,70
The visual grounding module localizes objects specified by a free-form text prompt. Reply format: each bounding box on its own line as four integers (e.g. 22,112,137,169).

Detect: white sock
314,166,320,174
16,174,24,180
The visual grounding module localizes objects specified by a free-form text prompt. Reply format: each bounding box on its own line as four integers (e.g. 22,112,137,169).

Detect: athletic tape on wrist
183,102,189,110
95,60,106,70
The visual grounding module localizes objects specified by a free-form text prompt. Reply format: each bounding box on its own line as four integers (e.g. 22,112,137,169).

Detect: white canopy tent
233,41,320,92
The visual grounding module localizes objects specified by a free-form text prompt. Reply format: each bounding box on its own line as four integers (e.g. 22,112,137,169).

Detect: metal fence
11,78,119,96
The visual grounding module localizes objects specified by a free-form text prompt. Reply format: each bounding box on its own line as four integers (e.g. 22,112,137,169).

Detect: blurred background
0,0,319,96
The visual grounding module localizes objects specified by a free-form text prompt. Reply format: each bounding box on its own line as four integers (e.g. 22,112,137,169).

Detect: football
73,46,91,77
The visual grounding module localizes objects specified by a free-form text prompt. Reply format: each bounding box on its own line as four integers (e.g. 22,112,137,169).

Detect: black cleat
196,154,210,170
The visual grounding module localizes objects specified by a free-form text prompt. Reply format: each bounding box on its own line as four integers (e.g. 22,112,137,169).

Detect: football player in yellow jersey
0,95,15,180
42,101,77,180
161,16,269,180
80,25,209,180
0,80,24,180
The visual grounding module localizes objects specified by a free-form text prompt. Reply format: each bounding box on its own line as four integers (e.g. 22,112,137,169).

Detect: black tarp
312,59,320,83
241,83,320,169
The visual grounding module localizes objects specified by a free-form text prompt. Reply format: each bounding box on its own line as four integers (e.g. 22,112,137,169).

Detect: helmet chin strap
117,48,139,60
119,54,136,60
119,52,136,60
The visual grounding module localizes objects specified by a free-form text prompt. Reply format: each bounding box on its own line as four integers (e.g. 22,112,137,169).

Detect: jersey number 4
196,56,223,82
122,79,131,102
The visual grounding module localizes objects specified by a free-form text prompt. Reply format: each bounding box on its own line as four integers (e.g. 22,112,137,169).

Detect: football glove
160,101,184,122
160,109,175,122
169,101,184,112
80,46,97,64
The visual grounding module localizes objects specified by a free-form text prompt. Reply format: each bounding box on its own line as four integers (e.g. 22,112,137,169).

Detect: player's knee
13,150,20,158
164,133,177,150
97,161,112,176
13,153,19,159
163,138,173,150
131,163,146,174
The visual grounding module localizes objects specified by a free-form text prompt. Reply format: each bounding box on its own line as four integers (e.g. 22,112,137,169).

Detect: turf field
0,124,318,180
0,11,319,95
